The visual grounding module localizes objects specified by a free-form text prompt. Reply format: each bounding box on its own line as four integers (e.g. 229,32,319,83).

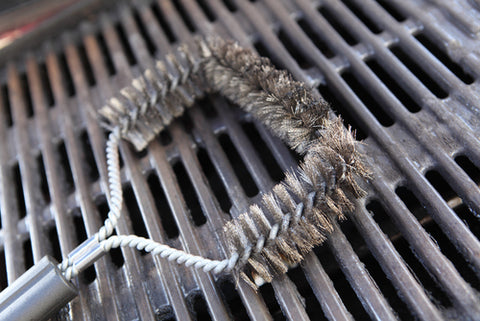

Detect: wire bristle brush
71,37,368,289
0,38,370,321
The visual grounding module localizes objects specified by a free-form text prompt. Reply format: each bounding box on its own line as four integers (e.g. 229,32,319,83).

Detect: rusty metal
0,0,479,320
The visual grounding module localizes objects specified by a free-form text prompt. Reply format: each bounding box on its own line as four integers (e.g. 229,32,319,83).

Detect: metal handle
0,256,78,321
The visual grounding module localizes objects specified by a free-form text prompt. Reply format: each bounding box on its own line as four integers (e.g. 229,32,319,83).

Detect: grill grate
0,0,480,320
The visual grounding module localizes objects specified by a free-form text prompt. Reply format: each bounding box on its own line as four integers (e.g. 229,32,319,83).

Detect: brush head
96,36,369,288
97,45,206,151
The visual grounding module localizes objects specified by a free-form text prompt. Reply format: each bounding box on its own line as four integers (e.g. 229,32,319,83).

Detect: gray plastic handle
0,256,78,321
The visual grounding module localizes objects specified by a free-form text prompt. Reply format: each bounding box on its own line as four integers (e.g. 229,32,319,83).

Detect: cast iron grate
0,0,479,320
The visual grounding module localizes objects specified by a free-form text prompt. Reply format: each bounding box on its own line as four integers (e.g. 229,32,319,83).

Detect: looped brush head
95,36,369,289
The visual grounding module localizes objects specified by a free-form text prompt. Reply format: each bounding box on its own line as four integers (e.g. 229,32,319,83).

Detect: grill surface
0,0,480,320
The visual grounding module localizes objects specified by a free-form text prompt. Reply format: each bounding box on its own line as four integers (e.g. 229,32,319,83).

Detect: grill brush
0,37,368,321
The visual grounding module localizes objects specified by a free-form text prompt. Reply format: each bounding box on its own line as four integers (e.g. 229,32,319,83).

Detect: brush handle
0,256,77,321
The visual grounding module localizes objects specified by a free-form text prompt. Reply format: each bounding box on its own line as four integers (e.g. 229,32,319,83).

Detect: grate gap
415,34,474,85
115,22,137,66
109,247,125,268
80,131,100,182
340,0,383,34
318,6,358,46
20,72,34,118
13,163,26,219
48,226,62,262
395,186,430,221
147,172,179,239
0,83,13,126
339,219,412,319
197,0,216,22
341,71,395,127
71,211,96,283
278,28,313,69
375,0,407,22
22,238,34,270
198,96,218,119
314,246,370,320
124,185,149,238
36,154,50,204
0,250,6,291
253,40,283,70
197,147,232,214
218,133,259,197
297,18,335,58
39,62,55,107
366,59,421,113
241,121,284,182
390,45,448,99
422,217,480,292
218,278,250,321
96,32,116,76
455,155,480,185
221,0,237,12
72,209,87,244
173,160,207,226
190,292,212,321
425,170,457,202
317,84,368,140
77,42,96,87
369,194,453,308
287,266,327,321
172,0,196,32
179,112,195,134
454,203,480,240
259,283,287,321
58,52,76,97
150,2,177,43
132,9,157,56
82,265,97,284
158,130,173,146
56,141,75,194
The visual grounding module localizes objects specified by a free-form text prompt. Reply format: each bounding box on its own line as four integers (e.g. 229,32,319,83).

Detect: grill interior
1,0,480,320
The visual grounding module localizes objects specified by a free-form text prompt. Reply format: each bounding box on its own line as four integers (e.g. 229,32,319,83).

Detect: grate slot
389,45,449,99
150,2,177,43
22,239,34,270
455,155,480,186
340,0,382,34
77,42,96,87
38,62,55,106
365,59,421,113
341,71,395,127
218,133,259,198
147,172,180,239
315,247,369,320
375,0,407,22
115,22,137,66
95,32,116,76
132,8,157,56
58,52,76,97
415,33,474,85
12,164,26,219
196,147,232,214
318,5,358,46
0,84,13,127
35,154,50,204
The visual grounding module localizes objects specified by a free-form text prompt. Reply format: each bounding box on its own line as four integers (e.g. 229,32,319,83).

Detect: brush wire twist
76,37,369,289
